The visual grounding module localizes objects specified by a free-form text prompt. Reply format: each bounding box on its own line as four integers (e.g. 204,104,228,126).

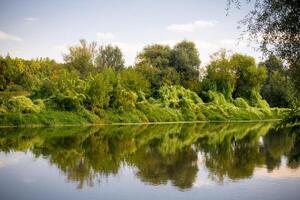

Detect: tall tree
137,44,172,69
203,49,236,100
171,40,201,75
231,53,266,100
260,55,295,107
95,45,125,72
170,40,201,90
64,39,97,78
227,0,300,102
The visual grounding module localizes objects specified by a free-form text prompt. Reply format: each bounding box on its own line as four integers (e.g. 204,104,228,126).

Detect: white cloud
96,32,115,40
167,20,218,33
24,17,39,21
0,30,22,42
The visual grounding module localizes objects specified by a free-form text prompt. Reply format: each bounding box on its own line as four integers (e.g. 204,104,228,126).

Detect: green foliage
289,62,300,100
45,70,87,111
202,50,268,107
280,108,300,128
258,55,297,108
64,39,97,78
135,64,180,92
234,97,250,108
119,69,150,94
171,40,201,89
0,40,292,127
158,85,203,108
0,56,57,92
171,40,201,75
203,50,235,100
231,54,267,100
261,71,295,108
95,44,125,71
111,85,138,109
0,110,99,126
228,0,299,63
4,96,44,113
86,69,115,110
137,44,172,69
229,1,299,107
136,40,200,91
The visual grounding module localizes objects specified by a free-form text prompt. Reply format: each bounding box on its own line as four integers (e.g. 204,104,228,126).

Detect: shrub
5,96,44,113
111,86,138,109
158,85,203,108
234,98,250,108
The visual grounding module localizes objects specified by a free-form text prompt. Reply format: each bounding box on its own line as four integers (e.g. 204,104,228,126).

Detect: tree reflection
0,122,299,189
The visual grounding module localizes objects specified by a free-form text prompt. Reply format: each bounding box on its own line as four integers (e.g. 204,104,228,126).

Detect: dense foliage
227,0,300,125
0,39,294,126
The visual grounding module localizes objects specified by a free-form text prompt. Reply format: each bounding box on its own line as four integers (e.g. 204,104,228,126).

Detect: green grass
0,88,289,127
0,110,99,127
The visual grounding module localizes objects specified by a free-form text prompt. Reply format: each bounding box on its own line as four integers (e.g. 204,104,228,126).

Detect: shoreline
0,118,281,128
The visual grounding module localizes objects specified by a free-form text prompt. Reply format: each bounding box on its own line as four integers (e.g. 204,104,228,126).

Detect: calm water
0,122,300,200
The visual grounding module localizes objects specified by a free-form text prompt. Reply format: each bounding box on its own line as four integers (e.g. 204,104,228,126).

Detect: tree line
1,39,298,111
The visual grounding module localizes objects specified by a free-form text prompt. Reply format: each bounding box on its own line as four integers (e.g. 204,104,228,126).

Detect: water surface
0,122,300,200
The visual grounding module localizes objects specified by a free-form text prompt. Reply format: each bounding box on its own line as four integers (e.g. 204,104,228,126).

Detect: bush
158,85,203,108
234,98,250,108
5,96,44,113
111,86,138,109
46,94,85,111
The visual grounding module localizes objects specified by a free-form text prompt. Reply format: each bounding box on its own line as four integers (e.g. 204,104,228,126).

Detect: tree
64,39,97,78
46,69,87,111
261,71,295,108
171,40,200,76
228,0,299,63
231,54,267,100
201,50,267,105
260,55,295,107
137,44,172,69
290,62,300,101
95,45,125,71
119,69,150,94
170,40,201,89
86,68,117,111
203,49,236,100
227,0,300,104
135,63,180,94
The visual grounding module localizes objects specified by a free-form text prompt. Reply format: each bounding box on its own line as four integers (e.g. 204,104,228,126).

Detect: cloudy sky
0,0,260,66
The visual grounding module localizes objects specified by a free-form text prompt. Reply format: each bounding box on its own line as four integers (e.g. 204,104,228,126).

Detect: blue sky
0,0,260,65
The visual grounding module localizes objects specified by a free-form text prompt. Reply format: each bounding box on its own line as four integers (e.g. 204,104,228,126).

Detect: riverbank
0,106,288,127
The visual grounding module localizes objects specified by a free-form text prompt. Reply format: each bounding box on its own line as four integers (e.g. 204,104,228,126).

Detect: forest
0,39,298,126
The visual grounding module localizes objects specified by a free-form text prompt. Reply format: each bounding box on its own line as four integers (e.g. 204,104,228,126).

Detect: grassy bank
0,85,289,127
0,104,288,127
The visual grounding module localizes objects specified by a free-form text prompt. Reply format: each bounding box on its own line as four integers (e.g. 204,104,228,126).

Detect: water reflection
0,122,299,190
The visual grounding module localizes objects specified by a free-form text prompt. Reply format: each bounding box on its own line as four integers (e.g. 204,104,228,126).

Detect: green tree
231,54,266,101
228,0,300,105
260,55,295,107
64,39,97,78
203,49,236,100
227,0,299,63
86,68,117,111
137,44,172,69
135,63,181,96
47,69,87,111
95,45,125,71
170,40,201,89
119,69,150,94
